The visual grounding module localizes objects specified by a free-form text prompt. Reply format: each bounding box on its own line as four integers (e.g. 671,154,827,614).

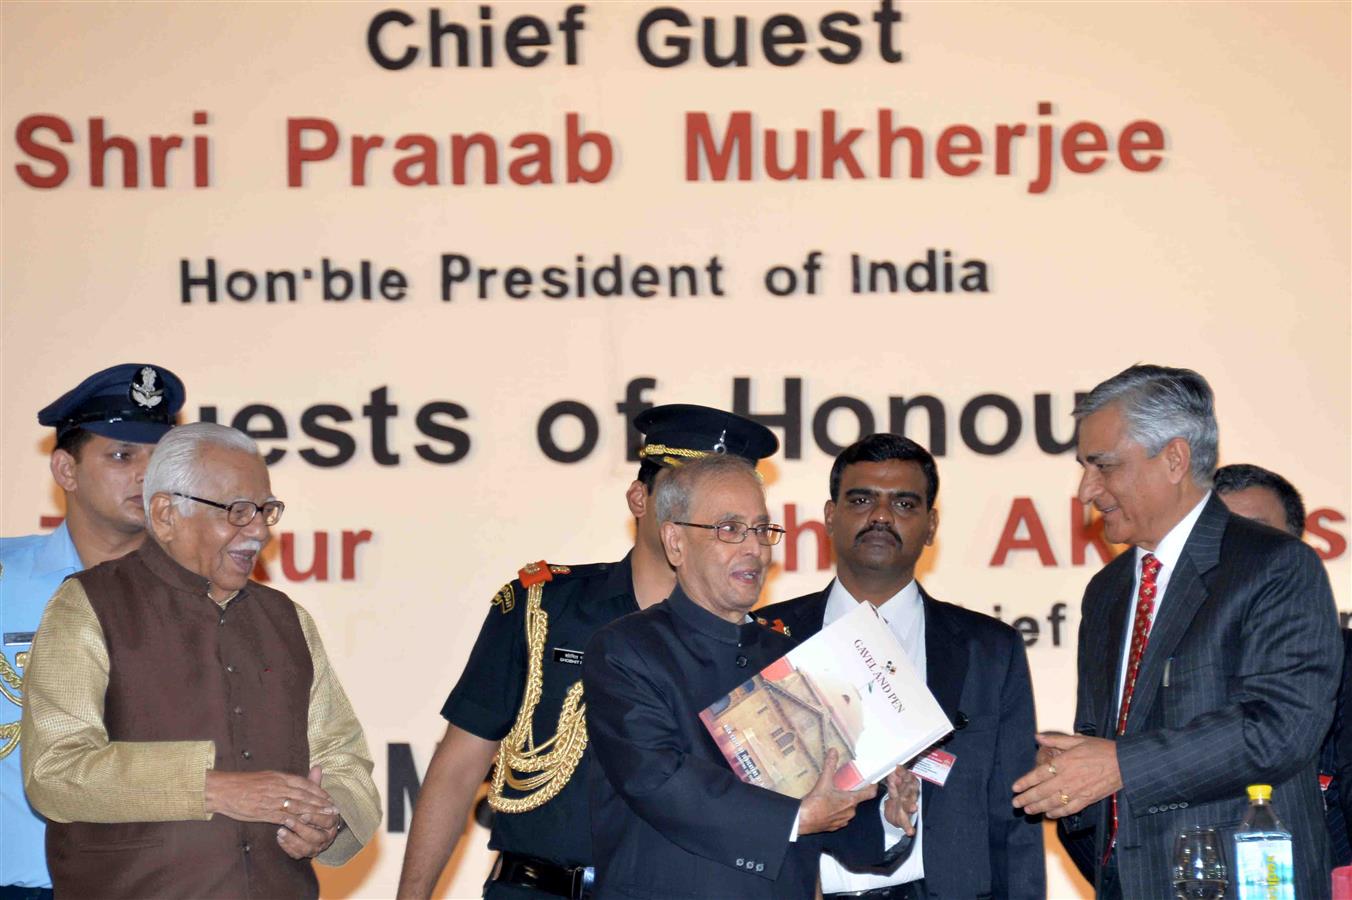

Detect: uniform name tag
909,748,956,786
3,632,35,646
552,648,584,666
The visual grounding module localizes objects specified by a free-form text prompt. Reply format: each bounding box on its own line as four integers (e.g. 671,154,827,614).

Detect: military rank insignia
517,560,571,588
491,583,515,614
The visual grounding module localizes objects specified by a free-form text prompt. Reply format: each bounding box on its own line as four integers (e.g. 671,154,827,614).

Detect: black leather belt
492,852,594,899
824,881,925,900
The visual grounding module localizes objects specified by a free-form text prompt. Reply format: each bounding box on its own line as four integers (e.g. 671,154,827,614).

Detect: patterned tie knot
1142,553,1162,581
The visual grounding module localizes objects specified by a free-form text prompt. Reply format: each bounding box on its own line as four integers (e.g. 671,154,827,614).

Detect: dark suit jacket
583,585,888,900
1059,495,1341,899
756,582,1045,900
1327,628,1352,866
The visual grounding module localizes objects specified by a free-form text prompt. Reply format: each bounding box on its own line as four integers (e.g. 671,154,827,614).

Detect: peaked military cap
37,363,185,443
635,404,778,467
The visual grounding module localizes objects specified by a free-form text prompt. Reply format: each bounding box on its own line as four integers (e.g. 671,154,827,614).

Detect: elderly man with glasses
582,454,915,900
20,422,380,900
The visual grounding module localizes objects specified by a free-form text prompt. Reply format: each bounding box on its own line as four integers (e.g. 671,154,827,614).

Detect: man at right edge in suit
1012,364,1341,898
758,434,1044,900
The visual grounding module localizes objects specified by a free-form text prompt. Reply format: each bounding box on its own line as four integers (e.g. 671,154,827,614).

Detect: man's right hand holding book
797,749,921,837
799,749,879,835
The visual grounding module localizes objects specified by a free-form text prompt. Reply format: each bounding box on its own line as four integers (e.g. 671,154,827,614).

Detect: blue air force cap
37,363,185,444
635,404,779,467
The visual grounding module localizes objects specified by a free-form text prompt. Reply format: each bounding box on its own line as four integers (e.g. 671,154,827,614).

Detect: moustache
855,523,902,545
234,539,264,553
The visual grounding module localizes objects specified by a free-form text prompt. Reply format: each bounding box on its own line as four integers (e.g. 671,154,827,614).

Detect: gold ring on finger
1059,792,1071,806
1047,763,1058,776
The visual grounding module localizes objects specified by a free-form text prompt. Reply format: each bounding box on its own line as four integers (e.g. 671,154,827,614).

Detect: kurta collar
138,534,245,602
34,521,83,575
666,583,749,646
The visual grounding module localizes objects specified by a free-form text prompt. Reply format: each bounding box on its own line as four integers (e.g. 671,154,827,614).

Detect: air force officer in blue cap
0,362,184,898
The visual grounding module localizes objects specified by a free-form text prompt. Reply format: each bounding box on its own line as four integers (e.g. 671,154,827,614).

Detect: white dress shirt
1116,492,1211,704
818,577,926,892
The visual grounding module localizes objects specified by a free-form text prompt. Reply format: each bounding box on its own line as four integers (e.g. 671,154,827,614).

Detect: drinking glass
1173,826,1227,899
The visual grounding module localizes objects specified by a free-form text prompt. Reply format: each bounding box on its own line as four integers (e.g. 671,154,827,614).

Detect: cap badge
712,429,728,455
130,366,164,410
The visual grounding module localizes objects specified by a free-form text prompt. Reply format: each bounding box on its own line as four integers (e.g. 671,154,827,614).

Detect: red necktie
1105,552,1162,861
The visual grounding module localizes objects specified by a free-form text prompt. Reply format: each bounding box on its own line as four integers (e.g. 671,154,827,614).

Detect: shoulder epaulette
517,560,572,588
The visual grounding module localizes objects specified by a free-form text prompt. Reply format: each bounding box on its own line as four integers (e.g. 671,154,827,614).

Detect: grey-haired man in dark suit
1013,364,1341,899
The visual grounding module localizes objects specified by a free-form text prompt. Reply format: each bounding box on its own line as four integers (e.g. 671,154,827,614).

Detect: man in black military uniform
396,405,778,899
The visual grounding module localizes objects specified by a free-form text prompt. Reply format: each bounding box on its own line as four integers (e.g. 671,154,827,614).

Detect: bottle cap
1246,784,1272,802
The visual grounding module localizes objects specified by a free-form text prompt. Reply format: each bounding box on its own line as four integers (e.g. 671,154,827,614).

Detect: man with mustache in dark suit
759,434,1044,900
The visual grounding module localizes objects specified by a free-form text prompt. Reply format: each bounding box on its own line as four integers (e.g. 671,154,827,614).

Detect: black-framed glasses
172,492,285,527
674,521,786,546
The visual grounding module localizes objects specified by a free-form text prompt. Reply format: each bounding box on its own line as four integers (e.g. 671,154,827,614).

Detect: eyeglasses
674,521,786,546
172,492,285,527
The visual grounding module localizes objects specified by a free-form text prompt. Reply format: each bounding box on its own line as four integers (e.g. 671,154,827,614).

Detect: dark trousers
0,888,54,900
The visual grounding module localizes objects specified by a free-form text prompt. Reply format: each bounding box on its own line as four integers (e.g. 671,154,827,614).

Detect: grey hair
654,454,760,525
143,422,261,518
1073,364,1219,486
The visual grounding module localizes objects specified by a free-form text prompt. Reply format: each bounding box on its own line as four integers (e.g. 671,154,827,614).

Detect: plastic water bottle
1233,784,1295,900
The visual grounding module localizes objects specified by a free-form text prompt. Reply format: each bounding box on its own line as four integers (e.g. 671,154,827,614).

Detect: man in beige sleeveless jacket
21,422,380,900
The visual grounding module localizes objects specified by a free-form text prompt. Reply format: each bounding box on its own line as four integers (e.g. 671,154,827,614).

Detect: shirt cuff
789,809,801,842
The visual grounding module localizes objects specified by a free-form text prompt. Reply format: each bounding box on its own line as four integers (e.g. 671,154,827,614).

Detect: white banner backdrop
3,2,1348,897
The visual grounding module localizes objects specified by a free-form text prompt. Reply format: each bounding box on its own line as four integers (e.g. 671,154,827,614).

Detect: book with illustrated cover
699,600,952,799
